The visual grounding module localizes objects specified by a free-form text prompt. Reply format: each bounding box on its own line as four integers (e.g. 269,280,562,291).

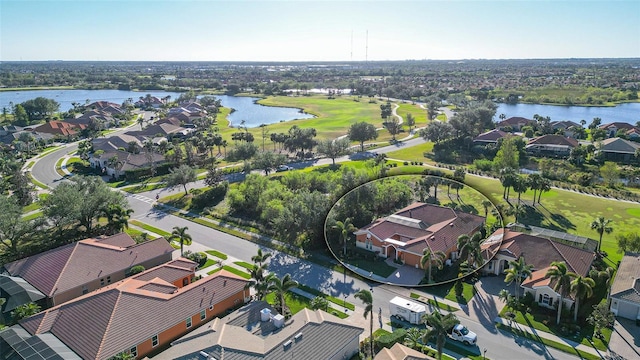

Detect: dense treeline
2,59,638,105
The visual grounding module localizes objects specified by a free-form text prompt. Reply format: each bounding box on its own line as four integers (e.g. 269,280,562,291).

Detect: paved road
28,110,582,360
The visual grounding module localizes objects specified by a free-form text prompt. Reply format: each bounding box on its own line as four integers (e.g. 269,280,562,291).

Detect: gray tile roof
20,268,249,360
3,234,174,298
610,252,640,304
599,137,640,154
156,301,364,360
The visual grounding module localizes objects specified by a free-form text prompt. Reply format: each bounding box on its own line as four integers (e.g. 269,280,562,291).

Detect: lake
495,102,640,125
0,89,314,128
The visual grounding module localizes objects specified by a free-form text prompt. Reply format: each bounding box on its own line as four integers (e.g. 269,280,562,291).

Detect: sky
1,0,639,62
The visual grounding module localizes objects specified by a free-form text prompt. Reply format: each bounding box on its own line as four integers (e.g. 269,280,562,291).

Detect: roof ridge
95,290,123,360
548,240,575,273
49,242,80,297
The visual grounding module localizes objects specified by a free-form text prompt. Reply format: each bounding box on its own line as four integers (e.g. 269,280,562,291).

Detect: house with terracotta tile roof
2,233,174,307
496,116,535,132
481,229,595,310
354,203,485,268
599,122,640,138
33,120,86,138
5,263,249,360
525,134,579,157
154,300,363,360
609,252,640,321
472,129,508,145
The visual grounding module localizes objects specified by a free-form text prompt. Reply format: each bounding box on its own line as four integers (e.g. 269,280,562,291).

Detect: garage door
617,301,639,320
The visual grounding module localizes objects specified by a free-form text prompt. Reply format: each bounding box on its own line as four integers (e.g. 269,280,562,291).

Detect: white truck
449,324,478,346
389,296,428,325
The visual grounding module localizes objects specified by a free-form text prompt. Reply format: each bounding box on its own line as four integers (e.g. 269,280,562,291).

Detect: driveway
609,318,640,360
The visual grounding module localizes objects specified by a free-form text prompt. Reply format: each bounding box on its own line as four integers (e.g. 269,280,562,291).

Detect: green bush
128,265,145,276
375,328,407,349
190,182,229,210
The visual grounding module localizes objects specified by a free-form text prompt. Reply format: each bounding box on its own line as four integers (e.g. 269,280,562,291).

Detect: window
540,294,553,306
182,278,189,286
100,278,105,286
200,310,206,321
152,335,158,347
130,346,137,358
186,317,192,328
107,276,111,284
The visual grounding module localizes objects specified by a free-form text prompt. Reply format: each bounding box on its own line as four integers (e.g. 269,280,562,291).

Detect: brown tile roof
498,117,534,126
359,203,485,255
484,229,595,276
133,259,196,284
599,122,638,131
473,129,508,143
527,134,579,147
20,268,248,360
3,234,174,297
610,252,640,304
33,121,86,136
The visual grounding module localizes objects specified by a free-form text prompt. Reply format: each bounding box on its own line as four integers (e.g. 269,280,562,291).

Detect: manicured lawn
208,265,250,279
396,102,428,128
498,306,611,352
347,257,397,278
26,172,48,189
206,249,228,260
257,95,384,138
262,290,347,318
417,281,477,305
385,142,435,162
297,284,356,311
199,258,217,270
22,201,41,213
128,220,171,237
22,212,43,221
233,261,253,270
496,323,600,360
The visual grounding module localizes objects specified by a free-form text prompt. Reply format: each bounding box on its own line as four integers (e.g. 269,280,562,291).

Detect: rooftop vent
260,308,271,322
283,340,292,349
294,332,303,342
273,314,285,328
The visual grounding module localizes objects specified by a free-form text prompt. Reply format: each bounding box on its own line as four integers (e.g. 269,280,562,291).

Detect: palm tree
12,302,41,321
403,327,423,350
590,217,613,253
481,200,493,219
498,289,511,304
504,257,534,300
420,248,446,284
422,311,460,360
527,173,543,205
267,273,298,315
251,248,272,268
570,275,596,322
332,217,356,257
169,226,192,257
456,231,483,268
355,289,374,359
545,261,577,325
499,168,516,200
537,177,551,204
512,175,529,205
100,204,133,235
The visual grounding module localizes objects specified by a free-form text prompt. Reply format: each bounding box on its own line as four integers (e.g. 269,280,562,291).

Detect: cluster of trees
2,97,60,126
0,175,131,263
247,249,299,316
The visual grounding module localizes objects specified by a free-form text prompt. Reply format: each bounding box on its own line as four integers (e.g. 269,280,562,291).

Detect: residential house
525,134,578,157
625,127,640,141
3,264,249,360
473,129,508,145
92,133,145,153
596,137,640,163
599,122,640,138
496,117,535,132
0,130,53,146
0,125,24,137
127,123,189,139
609,252,640,321
86,101,123,115
354,202,485,268
481,229,595,310
374,343,434,360
1,233,174,307
67,110,116,128
154,300,364,360
136,96,164,109
551,120,582,138
33,120,86,139
89,149,166,178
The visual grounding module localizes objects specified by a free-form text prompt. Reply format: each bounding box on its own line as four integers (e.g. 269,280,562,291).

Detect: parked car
449,324,477,346
276,165,293,172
